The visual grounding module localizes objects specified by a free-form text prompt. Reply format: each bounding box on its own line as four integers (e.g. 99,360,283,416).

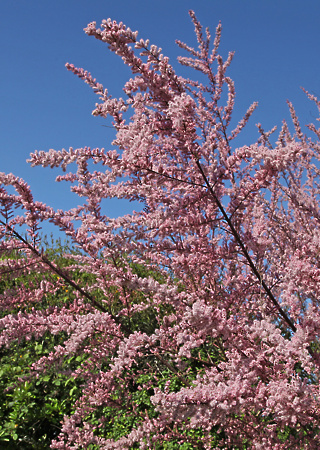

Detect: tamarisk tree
1,10,320,448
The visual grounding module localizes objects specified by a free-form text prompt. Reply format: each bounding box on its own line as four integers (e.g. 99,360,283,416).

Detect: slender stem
194,159,297,333
0,220,132,334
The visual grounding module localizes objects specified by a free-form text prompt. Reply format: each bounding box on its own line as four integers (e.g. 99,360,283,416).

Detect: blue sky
1,0,320,236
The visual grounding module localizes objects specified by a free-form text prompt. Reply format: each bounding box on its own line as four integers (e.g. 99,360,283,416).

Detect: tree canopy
1,10,320,449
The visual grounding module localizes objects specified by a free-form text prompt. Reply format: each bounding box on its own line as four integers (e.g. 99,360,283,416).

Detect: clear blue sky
1,0,320,235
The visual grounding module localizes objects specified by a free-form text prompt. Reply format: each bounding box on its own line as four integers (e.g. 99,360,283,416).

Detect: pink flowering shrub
1,10,320,448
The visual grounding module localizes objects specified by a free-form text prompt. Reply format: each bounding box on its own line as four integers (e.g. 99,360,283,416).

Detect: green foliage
0,236,86,447
0,333,86,449
0,236,227,448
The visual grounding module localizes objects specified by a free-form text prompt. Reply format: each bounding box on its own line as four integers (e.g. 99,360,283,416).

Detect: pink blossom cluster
1,10,320,448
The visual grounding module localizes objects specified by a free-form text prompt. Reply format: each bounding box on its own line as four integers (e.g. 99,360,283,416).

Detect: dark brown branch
193,159,297,332
0,220,132,334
